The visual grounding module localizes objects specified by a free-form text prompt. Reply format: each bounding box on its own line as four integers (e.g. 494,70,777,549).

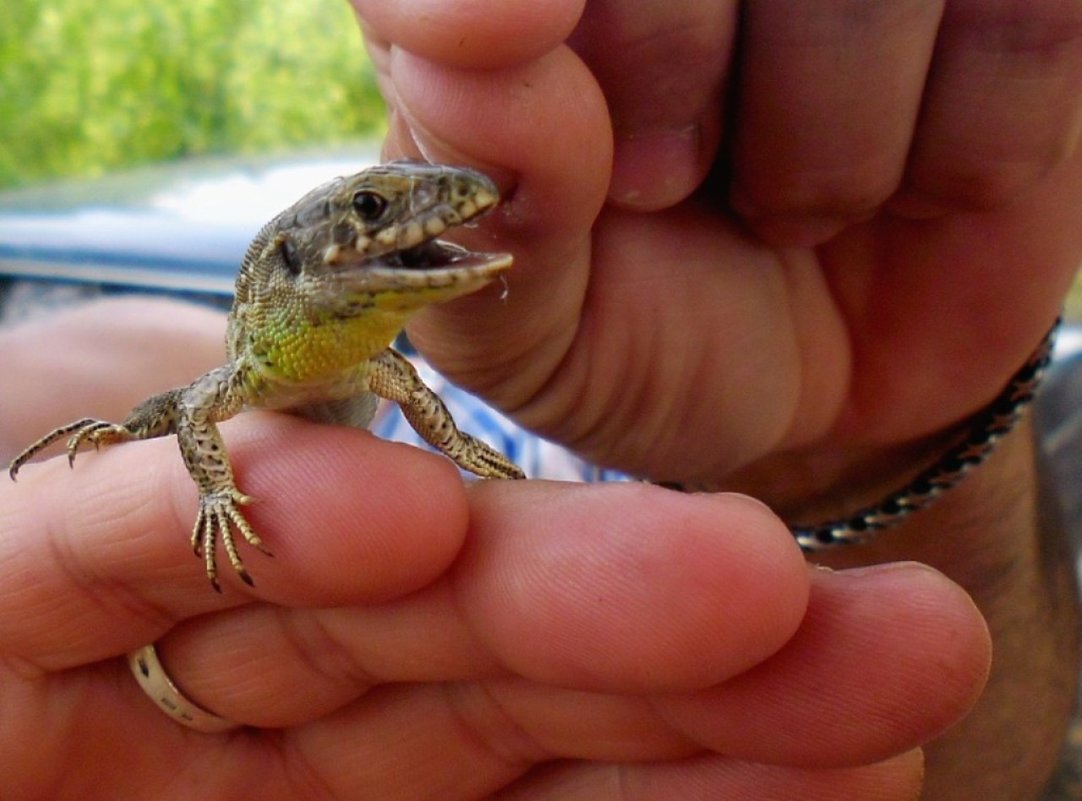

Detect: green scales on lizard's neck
9,160,524,590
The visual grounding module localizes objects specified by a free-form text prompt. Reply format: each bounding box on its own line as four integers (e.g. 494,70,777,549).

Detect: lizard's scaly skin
9,161,524,590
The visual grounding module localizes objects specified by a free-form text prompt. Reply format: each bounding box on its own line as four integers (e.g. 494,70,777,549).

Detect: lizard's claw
192,489,271,592
447,433,526,480
8,417,131,480
65,421,132,467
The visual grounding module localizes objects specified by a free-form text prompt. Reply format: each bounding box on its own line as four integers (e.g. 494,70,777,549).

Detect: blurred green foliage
0,0,385,188
1066,277,1082,322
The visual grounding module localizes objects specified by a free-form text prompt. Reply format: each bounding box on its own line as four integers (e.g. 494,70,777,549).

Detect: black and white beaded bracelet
791,318,1060,551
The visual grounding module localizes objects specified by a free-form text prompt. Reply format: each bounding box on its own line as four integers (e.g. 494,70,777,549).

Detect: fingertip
687,489,810,591
353,0,583,68
829,561,993,689
386,46,612,208
659,559,992,766
382,44,612,351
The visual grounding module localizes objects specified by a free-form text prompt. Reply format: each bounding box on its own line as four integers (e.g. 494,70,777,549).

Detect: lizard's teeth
401,221,424,248
471,188,496,211
424,216,447,237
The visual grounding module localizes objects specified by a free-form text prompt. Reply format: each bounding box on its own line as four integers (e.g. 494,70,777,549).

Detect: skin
0,0,1079,798
353,0,1082,797
1,298,979,801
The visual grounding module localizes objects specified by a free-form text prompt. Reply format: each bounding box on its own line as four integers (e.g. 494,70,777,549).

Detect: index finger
375,45,613,413
0,414,471,671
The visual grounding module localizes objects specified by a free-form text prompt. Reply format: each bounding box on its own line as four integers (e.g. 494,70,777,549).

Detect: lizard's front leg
7,383,265,590
369,348,525,480
176,367,269,591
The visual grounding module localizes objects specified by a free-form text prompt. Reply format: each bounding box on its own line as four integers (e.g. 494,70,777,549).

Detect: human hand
0,302,988,799
348,8,1082,796
353,0,1082,513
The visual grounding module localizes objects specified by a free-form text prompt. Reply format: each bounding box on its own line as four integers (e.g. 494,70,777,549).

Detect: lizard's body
9,161,524,589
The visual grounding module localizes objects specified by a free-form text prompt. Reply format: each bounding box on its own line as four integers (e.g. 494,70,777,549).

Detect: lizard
8,160,525,591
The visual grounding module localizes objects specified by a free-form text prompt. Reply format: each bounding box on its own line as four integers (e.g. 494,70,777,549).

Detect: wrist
810,414,1039,574
815,417,1078,800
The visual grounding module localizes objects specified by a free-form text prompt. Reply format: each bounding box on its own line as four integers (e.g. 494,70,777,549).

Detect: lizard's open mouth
355,237,513,299
386,238,506,271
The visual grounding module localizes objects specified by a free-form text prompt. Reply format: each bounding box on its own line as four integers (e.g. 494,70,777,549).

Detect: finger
351,0,582,68
13,562,953,799
500,750,925,801
0,414,470,670
567,0,737,210
138,495,984,772
729,0,945,246
259,687,920,800
657,563,991,767
461,564,984,768
108,567,966,796
823,148,1082,443
13,663,912,801
2,662,216,800
287,686,921,800
10,660,523,801
376,45,613,412
12,663,535,801
381,47,611,248
283,684,537,800
893,0,1082,213
141,484,809,726
452,483,807,692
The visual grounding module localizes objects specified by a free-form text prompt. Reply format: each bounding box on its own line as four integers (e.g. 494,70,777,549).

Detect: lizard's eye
352,190,388,222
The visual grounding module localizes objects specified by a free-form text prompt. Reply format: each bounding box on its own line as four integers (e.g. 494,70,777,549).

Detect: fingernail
610,126,706,211
832,561,941,581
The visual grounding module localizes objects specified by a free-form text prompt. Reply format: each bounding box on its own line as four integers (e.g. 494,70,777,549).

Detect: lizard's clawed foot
65,421,134,466
8,418,134,479
192,489,272,591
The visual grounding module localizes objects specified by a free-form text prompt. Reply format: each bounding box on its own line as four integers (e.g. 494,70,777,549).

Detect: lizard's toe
193,491,269,587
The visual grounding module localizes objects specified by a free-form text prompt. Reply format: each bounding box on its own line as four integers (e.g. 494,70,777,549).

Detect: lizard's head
263,160,513,309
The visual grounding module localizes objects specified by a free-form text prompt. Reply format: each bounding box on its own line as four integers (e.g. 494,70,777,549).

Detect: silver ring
128,643,240,733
